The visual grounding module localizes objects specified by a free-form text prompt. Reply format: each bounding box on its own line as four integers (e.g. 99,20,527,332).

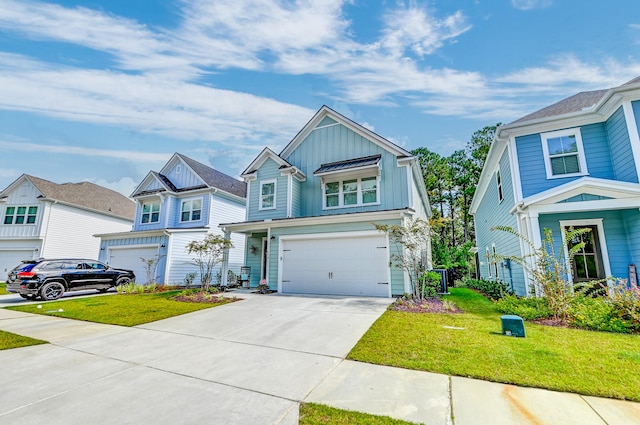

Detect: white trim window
180,198,202,222
324,176,379,209
259,180,276,210
541,128,588,179
141,201,160,224
496,170,503,202
3,205,38,225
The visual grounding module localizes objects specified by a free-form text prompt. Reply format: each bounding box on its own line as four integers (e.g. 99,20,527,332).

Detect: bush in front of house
567,295,633,333
495,295,553,320
459,277,513,300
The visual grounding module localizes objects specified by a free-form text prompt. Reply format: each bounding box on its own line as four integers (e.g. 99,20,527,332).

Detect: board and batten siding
538,210,632,282
474,148,526,294
606,106,638,183
101,235,168,282
0,181,44,238
247,158,289,221
165,161,203,189
40,202,132,259
283,123,409,217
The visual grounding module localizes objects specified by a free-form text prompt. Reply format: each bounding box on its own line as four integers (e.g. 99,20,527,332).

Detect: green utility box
501,315,526,337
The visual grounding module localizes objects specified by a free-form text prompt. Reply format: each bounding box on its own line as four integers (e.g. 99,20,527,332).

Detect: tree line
412,124,498,277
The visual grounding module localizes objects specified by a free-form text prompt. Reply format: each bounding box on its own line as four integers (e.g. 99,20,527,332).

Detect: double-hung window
259,180,276,210
323,176,379,209
141,202,160,224
541,128,587,179
3,206,38,224
181,198,202,222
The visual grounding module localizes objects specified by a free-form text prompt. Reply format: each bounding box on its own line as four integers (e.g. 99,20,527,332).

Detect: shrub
608,281,640,332
494,295,553,320
420,271,443,298
460,277,513,300
568,296,633,333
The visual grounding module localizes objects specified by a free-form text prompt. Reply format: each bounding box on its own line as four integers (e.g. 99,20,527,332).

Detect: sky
0,0,639,197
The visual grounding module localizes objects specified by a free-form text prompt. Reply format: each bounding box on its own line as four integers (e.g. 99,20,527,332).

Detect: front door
565,225,605,282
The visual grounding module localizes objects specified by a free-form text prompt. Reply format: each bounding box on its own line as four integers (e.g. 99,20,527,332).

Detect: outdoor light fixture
249,245,257,254
160,243,166,248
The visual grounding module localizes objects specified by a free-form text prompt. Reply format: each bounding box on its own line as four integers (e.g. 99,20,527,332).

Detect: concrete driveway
0,292,392,425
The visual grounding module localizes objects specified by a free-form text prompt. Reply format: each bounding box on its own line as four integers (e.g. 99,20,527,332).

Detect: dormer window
4,206,37,225
259,180,276,210
141,201,160,224
541,128,588,179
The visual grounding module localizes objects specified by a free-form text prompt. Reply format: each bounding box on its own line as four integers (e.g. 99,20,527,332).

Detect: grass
6,291,232,326
0,329,47,350
299,403,419,425
0,282,8,295
348,288,640,401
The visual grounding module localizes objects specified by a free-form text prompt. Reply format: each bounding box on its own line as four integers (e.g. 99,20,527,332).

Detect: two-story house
220,106,431,297
471,77,640,295
0,174,135,280
97,153,246,285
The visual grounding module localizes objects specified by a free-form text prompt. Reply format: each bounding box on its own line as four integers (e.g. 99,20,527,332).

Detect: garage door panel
281,234,389,297
109,247,159,284
0,251,34,281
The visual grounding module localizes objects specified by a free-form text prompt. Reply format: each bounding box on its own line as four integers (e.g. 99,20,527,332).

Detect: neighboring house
0,174,135,281
97,153,246,285
471,77,640,296
220,106,431,297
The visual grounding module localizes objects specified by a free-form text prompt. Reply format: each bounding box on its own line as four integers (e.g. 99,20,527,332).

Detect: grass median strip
7,291,234,326
348,288,640,401
299,403,420,425
0,330,47,350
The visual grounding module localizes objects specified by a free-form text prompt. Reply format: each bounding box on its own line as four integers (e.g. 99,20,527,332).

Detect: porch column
528,212,542,296
220,230,231,286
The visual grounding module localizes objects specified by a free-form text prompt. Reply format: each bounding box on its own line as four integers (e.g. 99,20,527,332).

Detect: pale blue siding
284,123,409,217
168,194,210,228
621,209,640,285
133,196,168,232
165,162,203,189
292,178,302,217
99,235,169,282
245,233,266,287
247,158,288,221
633,100,640,139
538,210,632,282
607,106,638,183
474,148,526,294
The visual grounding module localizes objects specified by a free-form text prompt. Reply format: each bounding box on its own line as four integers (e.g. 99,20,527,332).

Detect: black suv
6,259,135,301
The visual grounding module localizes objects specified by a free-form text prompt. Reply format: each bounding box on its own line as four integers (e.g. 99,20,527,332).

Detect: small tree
186,234,233,291
140,255,163,285
375,218,431,301
492,225,600,321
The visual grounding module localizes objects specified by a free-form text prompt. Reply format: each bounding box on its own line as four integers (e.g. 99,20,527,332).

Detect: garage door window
4,206,38,224
324,176,378,209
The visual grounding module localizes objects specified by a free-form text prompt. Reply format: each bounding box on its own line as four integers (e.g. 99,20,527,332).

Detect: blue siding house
471,77,640,295
97,153,246,285
221,106,431,297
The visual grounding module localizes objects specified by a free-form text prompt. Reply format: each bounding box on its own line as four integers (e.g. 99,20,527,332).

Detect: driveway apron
0,293,392,425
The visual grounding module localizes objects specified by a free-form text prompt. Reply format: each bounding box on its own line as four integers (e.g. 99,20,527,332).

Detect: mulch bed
390,297,462,314
171,291,239,304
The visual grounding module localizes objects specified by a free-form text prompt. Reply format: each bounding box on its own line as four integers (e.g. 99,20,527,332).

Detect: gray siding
607,106,638,183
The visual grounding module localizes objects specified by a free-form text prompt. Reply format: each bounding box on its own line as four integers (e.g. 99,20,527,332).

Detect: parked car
5,259,135,301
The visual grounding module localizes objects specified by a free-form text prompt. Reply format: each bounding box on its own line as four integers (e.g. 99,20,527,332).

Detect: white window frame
259,179,277,210
3,205,38,225
322,175,380,210
559,219,612,284
496,170,503,203
541,128,588,179
180,197,203,222
141,201,160,224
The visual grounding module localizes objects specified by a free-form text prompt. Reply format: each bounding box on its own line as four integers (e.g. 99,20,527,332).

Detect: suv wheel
40,282,65,301
116,277,132,287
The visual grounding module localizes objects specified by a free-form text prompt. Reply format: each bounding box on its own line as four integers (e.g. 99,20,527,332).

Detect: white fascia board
280,166,307,181
522,177,640,207
221,209,413,233
622,101,640,181
529,197,640,215
241,147,292,177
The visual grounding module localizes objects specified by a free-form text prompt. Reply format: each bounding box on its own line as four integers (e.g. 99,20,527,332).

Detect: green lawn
0,329,47,350
0,282,8,295
299,403,419,425
348,288,640,401
7,291,232,326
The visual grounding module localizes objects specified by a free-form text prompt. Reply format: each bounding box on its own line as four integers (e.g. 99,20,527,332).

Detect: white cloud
511,0,552,11
87,177,139,197
0,140,171,162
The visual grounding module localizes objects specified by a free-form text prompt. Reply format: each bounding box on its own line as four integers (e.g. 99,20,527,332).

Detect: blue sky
1,0,639,196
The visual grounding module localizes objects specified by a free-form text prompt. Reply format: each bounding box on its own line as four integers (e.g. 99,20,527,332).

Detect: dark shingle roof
511,89,609,124
24,175,135,220
176,154,247,198
314,154,382,175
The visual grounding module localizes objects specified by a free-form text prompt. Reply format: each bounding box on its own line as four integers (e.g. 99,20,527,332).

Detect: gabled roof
280,105,411,159
511,89,609,124
175,154,246,198
130,171,177,197
0,174,135,220
240,147,306,181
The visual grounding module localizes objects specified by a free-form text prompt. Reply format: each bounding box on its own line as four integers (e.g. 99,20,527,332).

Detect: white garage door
109,246,159,284
0,251,34,281
281,233,390,297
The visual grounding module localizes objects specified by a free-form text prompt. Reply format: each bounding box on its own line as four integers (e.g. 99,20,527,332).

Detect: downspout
40,199,57,258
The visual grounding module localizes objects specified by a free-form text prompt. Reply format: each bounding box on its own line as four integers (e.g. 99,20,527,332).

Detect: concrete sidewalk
1,293,639,425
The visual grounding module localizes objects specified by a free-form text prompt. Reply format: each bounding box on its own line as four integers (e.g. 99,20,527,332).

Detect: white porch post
221,230,231,286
